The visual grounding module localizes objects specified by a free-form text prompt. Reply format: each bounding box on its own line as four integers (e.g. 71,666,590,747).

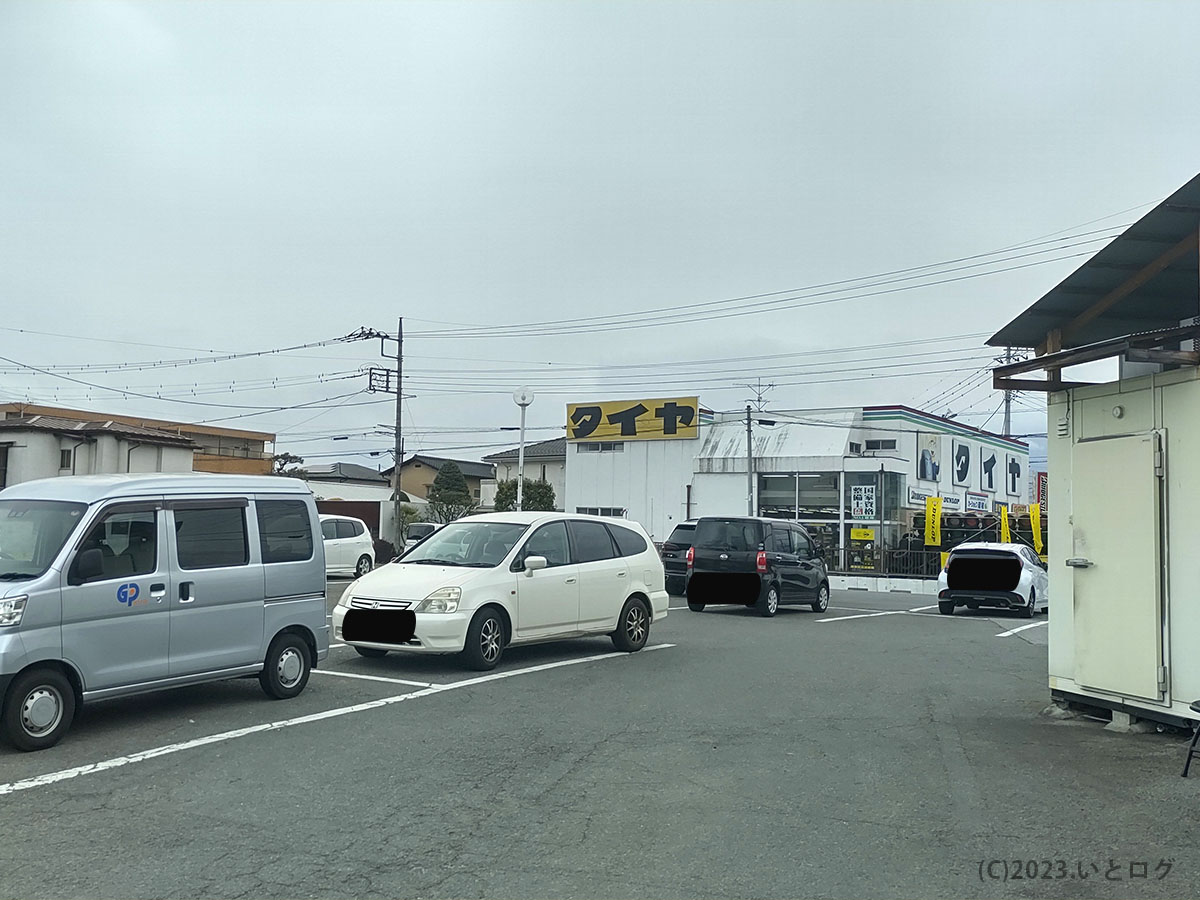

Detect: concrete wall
565,438,697,541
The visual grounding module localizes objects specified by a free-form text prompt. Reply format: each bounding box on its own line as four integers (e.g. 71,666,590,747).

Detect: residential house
0,403,274,475
481,437,566,510
383,455,495,505
0,415,196,488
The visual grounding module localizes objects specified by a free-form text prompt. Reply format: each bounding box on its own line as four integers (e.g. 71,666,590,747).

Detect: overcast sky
2,0,1197,466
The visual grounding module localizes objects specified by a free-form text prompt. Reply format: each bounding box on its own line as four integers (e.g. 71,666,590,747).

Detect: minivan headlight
0,596,27,627
415,587,461,614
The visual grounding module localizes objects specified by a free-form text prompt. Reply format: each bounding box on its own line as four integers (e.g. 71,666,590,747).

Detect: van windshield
402,521,529,567
693,519,764,552
0,499,88,580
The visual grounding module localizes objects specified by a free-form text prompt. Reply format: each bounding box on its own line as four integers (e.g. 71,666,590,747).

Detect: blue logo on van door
117,583,143,606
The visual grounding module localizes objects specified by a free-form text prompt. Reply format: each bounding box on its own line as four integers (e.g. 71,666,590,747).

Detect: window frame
172,502,250,571
567,518,619,564
513,520,572,570
68,504,160,586
256,499,315,565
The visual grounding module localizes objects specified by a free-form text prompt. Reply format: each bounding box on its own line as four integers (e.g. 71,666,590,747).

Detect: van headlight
414,587,461,614
0,596,27,627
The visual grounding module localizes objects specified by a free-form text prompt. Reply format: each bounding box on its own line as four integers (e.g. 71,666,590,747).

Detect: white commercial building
564,399,1029,554
992,170,1200,731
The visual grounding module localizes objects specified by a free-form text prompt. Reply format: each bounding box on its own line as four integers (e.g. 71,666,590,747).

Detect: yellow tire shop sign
567,397,701,442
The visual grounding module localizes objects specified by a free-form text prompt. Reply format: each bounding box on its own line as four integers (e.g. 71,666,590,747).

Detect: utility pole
1001,345,1013,437
745,405,754,515
513,388,534,510
392,318,404,541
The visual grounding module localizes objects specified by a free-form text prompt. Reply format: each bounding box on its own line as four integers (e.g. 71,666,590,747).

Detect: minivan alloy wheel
625,604,647,644
480,617,502,664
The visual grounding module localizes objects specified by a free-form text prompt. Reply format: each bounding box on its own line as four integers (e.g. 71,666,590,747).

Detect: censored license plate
342,609,416,644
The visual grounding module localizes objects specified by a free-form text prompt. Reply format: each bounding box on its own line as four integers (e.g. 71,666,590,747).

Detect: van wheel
2,667,76,752
462,608,505,671
355,555,373,577
757,584,780,618
1020,589,1036,619
612,597,650,652
260,633,311,700
938,601,955,615
687,601,705,612
354,646,388,659
811,582,830,613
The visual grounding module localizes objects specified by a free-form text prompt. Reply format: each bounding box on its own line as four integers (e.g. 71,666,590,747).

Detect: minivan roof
0,473,313,504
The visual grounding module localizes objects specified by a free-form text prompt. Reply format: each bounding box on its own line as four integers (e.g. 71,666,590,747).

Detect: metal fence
819,546,945,578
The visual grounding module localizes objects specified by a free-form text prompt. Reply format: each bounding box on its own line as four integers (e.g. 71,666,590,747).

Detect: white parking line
310,670,433,688
0,644,675,797
817,611,905,623
909,604,938,612
995,621,1048,638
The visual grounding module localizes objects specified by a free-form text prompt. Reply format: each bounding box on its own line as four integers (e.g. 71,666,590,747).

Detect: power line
408,239,1117,339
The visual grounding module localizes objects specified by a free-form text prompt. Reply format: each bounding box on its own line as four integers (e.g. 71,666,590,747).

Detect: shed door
1071,431,1163,701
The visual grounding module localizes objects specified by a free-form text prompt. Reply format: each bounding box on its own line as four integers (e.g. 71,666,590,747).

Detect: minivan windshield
0,499,88,580
401,520,529,568
693,518,764,552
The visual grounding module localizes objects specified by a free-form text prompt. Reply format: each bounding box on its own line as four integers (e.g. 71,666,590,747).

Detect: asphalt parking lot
1,580,1198,899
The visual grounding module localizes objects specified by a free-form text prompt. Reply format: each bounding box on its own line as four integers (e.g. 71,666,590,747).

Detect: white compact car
936,542,1048,617
332,511,669,670
319,514,375,578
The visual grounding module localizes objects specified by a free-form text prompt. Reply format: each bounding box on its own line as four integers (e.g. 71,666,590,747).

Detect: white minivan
333,511,668,670
0,473,330,751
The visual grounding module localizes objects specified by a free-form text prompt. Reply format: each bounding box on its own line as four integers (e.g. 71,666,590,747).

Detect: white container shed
990,171,1200,728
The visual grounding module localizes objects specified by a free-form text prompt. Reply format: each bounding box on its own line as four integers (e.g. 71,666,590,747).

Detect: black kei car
660,519,697,595
684,516,830,617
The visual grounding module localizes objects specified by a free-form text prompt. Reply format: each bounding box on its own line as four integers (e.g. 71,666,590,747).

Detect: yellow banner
850,527,876,542
1030,502,1043,554
924,496,942,546
567,397,700,442
999,504,1011,543
940,551,950,571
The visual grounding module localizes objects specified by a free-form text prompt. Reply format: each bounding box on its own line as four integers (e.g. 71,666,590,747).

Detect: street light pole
513,388,534,510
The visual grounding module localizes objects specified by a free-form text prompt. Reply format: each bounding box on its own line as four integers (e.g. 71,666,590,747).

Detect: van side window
521,521,571,567
72,509,158,582
256,500,314,564
606,524,648,557
792,528,812,559
175,506,249,569
569,520,617,563
770,527,791,553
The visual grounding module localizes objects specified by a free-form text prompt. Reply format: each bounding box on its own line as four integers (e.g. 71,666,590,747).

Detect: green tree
493,478,556,512
398,503,422,538
427,461,477,523
272,452,306,477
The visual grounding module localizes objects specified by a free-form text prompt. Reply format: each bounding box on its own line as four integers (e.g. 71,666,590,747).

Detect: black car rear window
664,524,695,547
693,519,764,551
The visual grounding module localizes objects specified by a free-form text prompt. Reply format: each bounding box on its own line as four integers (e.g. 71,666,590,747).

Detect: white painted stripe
995,621,1048,638
329,642,346,649
310,670,433,688
817,611,904,623
0,644,675,797
909,604,938,612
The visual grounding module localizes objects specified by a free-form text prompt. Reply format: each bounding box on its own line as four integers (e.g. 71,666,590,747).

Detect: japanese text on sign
566,397,700,442
850,485,876,520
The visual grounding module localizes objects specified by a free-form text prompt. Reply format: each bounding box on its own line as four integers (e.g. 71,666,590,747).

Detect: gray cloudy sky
2,0,1197,465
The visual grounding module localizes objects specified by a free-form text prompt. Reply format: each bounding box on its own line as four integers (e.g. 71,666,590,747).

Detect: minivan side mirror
523,555,548,577
71,548,104,585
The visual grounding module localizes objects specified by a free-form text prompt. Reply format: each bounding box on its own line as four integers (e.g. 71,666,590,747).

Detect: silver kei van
0,473,330,752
